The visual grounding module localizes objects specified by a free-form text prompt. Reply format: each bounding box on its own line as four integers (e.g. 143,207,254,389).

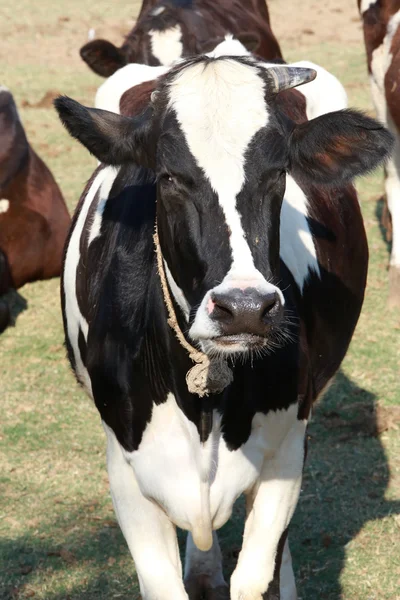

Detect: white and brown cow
80,0,282,77
55,46,392,600
359,0,400,304
0,86,70,332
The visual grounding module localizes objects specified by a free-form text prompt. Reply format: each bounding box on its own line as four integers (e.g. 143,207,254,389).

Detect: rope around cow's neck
154,224,233,399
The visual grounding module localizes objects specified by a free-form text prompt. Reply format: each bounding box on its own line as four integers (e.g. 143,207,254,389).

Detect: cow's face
55,56,393,356
154,58,294,355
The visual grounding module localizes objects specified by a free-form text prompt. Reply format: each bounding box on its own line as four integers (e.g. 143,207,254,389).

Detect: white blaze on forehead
168,59,269,270
150,26,183,66
168,58,284,343
0,199,10,214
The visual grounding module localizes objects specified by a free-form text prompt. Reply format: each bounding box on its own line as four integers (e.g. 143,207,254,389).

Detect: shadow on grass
1,371,399,600
217,371,400,599
0,502,140,600
289,371,399,599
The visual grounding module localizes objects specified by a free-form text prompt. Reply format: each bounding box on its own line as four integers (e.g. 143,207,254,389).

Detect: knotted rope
154,226,233,398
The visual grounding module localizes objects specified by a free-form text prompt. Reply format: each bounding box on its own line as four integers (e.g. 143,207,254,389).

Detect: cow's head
55,56,392,356
80,5,196,77
80,3,261,78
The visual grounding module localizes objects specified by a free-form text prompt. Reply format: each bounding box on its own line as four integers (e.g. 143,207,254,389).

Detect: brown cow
0,86,70,332
80,0,282,77
359,0,400,305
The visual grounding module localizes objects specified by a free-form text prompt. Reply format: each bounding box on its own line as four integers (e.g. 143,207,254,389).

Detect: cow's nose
210,288,282,336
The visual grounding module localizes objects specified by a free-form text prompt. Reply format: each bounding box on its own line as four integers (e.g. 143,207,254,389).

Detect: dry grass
0,1,399,599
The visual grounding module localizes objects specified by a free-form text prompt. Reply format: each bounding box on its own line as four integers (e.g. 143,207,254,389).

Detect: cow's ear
80,40,127,77
236,32,260,53
54,96,154,167
288,109,394,186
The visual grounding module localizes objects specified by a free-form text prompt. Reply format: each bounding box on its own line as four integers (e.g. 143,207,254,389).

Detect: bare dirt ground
269,0,363,48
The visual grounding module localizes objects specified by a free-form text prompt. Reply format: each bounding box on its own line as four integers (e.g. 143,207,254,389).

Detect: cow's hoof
388,266,400,307
185,575,230,600
0,299,11,333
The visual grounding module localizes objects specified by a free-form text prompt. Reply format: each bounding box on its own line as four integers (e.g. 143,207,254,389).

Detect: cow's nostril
213,299,234,323
261,293,278,320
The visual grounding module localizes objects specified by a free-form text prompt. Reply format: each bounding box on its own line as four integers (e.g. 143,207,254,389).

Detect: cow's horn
267,67,317,93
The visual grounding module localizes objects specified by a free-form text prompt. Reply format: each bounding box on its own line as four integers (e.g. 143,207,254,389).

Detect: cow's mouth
214,333,265,346
204,333,267,353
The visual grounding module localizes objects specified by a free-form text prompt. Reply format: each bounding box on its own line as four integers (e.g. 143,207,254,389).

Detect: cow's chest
122,394,298,534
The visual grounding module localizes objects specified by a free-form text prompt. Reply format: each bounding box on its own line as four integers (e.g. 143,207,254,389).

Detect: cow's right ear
54,96,154,167
80,40,127,77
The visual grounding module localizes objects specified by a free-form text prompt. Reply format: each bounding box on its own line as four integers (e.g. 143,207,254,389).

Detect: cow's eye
160,173,174,184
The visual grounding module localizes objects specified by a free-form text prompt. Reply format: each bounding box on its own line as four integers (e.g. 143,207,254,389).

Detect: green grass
1,2,399,599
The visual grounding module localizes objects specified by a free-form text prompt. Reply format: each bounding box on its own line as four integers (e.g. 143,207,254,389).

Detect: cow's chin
199,333,267,356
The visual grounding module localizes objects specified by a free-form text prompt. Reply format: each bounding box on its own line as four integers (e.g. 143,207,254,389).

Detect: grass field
0,0,399,599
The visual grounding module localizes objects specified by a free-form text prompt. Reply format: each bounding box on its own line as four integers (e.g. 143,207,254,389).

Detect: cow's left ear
288,109,394,186
80,40,127,77
54,96,154,167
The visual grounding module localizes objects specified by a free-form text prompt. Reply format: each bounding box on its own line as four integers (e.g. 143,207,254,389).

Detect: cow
0,86,70,332
55,45,392,599
80,0,282,77
359,0,400,305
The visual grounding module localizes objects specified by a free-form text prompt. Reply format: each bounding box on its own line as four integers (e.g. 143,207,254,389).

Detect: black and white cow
55,47,392,599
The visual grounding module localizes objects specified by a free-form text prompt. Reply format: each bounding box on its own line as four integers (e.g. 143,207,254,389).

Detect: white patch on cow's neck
88,166,119,245
150,26,183,66
360,0,377,13
280,175,320,291
0,199,10,214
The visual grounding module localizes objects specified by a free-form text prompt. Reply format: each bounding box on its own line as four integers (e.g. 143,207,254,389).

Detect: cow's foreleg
103,424,188,600
184,531,229,599
230,417,306,600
